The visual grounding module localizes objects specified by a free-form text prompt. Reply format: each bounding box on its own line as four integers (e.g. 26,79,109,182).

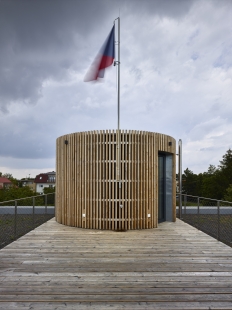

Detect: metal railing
0,193,55,249
177,194,232,247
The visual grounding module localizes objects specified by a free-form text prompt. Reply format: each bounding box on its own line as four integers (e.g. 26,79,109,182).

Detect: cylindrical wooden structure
56,130,176,230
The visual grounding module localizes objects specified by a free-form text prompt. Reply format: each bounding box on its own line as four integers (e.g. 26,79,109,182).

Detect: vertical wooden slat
61,136,64,224
89,131,92,229
108,130,111,230
96,131,99,229
99,130,101,228
141,131,145,229
134,131,137,229
92,131,95,228
150,133,154,228
119,129,121,231
82,132,85,228
80,133,84,228
68,134,71,226
146,132,149,229
148,133,151,229
131,130,134,229
128,130,131,230
155,133,158,228
55,138,58,222
105,130,109,230
115,130,118,230
86,132,89,228
103,130,105,229
133,131,137,229
73,135,76,227
112,130,115,230
76,134,79,227
139,131,142,229
70,134,74,226
138,131,141,229
64,135,67,225
124,130,128,230
121,130,125,230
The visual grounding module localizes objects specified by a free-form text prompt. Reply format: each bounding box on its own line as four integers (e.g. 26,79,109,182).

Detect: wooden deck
1,219,232,309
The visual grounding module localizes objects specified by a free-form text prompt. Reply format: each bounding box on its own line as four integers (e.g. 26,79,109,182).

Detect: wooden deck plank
0,218,232,309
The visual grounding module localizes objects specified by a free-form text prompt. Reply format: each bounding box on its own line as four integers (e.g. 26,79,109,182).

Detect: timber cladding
56,130,176,230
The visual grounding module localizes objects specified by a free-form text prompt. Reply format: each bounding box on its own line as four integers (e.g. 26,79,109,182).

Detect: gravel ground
0,214,54,249
181,214,232,247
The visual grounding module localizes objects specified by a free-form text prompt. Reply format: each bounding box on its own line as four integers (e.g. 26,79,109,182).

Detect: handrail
0,192,55,250
177,193,232,247
177,193,232,204
0,193,55,204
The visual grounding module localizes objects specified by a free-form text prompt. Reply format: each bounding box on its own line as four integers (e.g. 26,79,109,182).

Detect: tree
0,186,36,202
218,149,232,198
201,165,222,199
43,187,55,194
182,168,199,196
224,184,232,202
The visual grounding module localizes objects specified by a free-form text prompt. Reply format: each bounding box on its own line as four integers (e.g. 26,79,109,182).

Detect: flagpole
117,17,120,131
117,17,122,228
114,17,122,226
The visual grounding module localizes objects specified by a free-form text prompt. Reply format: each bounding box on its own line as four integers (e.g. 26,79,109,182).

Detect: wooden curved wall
56,130,176,230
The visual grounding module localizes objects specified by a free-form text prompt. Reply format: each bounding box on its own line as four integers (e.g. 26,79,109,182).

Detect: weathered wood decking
1,218,232,309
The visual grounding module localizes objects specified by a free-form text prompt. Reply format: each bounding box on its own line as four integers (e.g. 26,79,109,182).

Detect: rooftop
0,177,11,184
0,219,232,308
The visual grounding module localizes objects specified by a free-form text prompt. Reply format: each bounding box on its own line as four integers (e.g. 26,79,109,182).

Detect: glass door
158,155,165,222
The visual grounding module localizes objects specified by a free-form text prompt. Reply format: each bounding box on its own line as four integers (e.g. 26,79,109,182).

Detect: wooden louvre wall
56,130,176,230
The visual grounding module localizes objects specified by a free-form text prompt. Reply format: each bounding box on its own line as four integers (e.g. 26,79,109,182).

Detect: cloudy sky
0,0,232,179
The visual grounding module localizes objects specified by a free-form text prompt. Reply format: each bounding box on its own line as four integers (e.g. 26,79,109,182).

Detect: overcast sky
0,0,232,179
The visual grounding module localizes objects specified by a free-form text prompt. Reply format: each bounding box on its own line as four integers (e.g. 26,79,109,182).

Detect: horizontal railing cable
177,193,232,247
0,193,55,249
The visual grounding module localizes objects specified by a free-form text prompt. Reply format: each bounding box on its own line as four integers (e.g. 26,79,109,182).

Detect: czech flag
84,25,115,82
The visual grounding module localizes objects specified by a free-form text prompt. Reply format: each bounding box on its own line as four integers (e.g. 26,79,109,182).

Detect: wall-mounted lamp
82,214,85,218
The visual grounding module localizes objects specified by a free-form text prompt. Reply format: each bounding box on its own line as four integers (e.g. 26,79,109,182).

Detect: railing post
217,200,220,241
54,192,56,217
14,200,17,239
33,197,35,228
184,194,187,215
197,197,200,229
45,194,47,215
178,139,182,219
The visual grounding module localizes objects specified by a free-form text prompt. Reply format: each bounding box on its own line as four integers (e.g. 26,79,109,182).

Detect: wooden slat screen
56,130,176,230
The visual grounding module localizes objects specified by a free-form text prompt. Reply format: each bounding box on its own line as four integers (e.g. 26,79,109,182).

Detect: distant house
20,178,36,191
0,177,12,190
34,171,56,194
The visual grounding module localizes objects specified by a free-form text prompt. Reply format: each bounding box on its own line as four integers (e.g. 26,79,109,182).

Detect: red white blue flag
84,25,115,82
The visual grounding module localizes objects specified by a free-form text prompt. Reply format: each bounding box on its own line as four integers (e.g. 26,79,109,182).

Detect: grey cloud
0,0,113,112
122,0,195,19
0,0,232,178
0,0,198,113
